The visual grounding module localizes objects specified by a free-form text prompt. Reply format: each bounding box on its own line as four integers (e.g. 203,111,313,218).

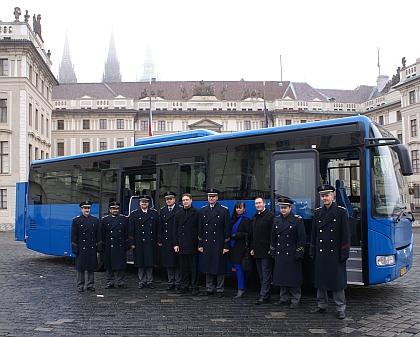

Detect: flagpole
263,80,268,128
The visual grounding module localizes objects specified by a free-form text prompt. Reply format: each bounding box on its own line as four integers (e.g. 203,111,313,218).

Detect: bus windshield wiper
394,206,407,224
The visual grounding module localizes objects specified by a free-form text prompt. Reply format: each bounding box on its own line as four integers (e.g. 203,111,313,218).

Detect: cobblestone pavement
0,229,419,337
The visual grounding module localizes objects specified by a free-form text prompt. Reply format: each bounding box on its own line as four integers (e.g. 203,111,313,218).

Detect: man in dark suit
309,184,350,319
198,188,231,298
251,196,275,304
270,197,306,308
158,191,182,290
128,195,158,289
173,193,200,295
101,201,129,289
71,200,102,292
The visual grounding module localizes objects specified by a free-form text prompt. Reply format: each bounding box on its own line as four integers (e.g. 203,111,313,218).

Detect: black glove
340,257,348,262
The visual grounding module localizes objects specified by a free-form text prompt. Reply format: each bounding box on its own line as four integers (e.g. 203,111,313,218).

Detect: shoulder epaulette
160,206,165,210
338,205,347,210
130,209,137,214
315,206,322,210
150,208,157,211
221,205,228,209
73,215,80,219
201,205,207,208
294,214,302,219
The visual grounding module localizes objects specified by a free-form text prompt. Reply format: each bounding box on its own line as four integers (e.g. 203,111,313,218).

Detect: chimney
377,75,389,92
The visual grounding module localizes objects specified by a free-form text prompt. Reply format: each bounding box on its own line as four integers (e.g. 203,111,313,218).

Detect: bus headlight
376,255,396,266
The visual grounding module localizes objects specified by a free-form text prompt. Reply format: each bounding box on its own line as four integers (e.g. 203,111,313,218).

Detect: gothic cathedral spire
102,29,122,83
58,31,77,84
139,46,157,82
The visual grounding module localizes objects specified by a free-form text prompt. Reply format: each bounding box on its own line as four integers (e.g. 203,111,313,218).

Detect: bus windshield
370,124,409,218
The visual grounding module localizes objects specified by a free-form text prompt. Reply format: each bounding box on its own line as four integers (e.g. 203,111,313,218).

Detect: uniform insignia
315,206,322,210
160,206,165,210
294,214,302,219
338,205,347,210
201,205,206,208
221,205,228,209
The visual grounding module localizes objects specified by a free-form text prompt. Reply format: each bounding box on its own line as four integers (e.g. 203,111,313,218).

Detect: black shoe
290,302,300,309
217,292,224,298
273,300,287,306
175,285,181,291
105,284,114,289
148,283,155,289
177,288,189,295
256,298,269,305
87,287,95,292
138,284,145,289
191,288,199,296
337,311,346,319
201,291,214,296
167,284,175,290
118,284,127,289
78,288,84,292
310,307,326,314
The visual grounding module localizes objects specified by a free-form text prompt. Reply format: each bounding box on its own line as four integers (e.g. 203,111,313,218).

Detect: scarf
230,213,249,247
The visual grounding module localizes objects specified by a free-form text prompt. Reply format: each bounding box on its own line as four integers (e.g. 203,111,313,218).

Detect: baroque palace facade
1,8,419,227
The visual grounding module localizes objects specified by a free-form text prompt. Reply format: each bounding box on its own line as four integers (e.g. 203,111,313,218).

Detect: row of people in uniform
71,184,350,319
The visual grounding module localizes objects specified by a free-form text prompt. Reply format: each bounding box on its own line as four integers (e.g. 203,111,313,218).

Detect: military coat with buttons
173,206,199,255
158,205,182,267
128,208,158,268
309,202,350,291
270,211,306,287
101,214,129,271
198,202,231,275
71,214,102,271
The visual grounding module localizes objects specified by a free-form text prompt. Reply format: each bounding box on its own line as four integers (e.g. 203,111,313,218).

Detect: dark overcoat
173,206,199,255
71,214,102,271
309,202,350,290
270,212,306,287
128,208,158,268
158,205,182,267
101,214,129,270
198,203,231,274
250,208,275,258
228,216,251,264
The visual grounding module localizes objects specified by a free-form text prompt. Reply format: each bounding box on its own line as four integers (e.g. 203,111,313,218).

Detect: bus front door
156,163,180,210
270,150,319,283
99,169,121,218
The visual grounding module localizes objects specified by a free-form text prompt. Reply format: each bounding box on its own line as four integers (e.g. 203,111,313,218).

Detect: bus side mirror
390,144,413,176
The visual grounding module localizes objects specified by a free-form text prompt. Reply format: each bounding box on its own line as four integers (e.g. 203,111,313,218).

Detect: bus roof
32,115,370,165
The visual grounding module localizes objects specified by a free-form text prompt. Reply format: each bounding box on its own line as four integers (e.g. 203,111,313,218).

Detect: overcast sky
1,0,418,89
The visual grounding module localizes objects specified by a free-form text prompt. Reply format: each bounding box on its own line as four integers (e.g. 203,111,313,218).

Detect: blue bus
15,115,414,285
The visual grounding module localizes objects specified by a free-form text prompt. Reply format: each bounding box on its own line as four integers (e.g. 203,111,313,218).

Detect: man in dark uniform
173,193,200,295
270,197,306,308
101,201,129,289
251,196,275,304
309,184,350,319
158,191,182,290
198,188,231,298
128,195,158,289
71,200,102,292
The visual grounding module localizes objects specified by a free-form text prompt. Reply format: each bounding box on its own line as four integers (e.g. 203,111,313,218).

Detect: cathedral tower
58,32,77,83
102,30,122,82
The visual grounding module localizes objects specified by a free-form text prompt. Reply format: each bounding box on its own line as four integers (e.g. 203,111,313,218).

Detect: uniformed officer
309,184,350,319
128,195,159,289
71,200,102,292
173,193,200,295
101,201,129,289
270,197,306,308
158,191,182,290
198,188,231,297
